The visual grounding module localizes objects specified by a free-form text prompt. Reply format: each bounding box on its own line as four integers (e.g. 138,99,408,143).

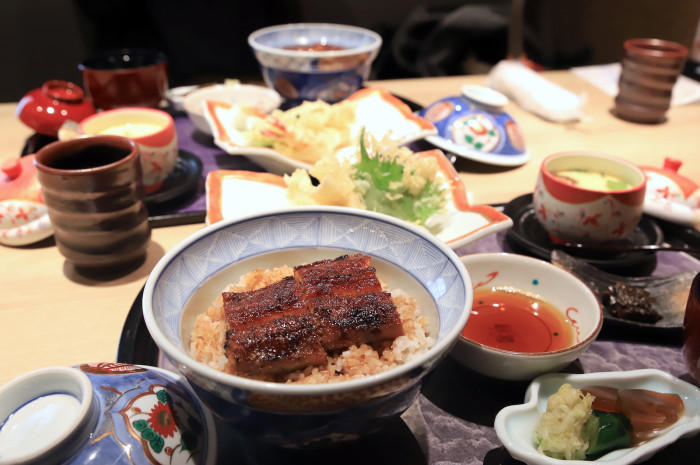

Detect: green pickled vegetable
584,410,633,458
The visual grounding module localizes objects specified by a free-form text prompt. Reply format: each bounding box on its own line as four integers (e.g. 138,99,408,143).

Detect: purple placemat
168,113,265,215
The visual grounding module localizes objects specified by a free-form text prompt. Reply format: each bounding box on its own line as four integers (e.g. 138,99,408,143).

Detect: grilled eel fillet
223,254,404,376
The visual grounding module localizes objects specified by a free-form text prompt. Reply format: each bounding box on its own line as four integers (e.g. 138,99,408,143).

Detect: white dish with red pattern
0,155,53,246
452,252,603,380
203,149,513,251
202,87,438,174
533,152,647,243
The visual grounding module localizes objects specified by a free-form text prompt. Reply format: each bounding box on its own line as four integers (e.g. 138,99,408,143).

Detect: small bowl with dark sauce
454,252,603,381
248,23,382,104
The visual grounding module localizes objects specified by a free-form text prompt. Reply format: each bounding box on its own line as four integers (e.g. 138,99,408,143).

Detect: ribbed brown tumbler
34,135,150,270
615,38,688,123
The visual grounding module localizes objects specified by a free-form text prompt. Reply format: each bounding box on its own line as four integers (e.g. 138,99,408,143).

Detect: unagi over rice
189,253,434,383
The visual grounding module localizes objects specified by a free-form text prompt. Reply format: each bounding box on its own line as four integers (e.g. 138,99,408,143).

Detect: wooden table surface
1,71,699,387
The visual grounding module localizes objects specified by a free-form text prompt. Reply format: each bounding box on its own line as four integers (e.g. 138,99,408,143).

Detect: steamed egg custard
553,169,634,191
97,122,163,138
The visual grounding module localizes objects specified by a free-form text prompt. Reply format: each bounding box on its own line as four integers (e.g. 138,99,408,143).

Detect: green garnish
605,179,629,190
584,410,633,458
351,129,446,226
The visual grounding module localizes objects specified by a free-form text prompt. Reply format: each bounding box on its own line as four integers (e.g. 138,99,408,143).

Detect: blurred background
2,0,699,102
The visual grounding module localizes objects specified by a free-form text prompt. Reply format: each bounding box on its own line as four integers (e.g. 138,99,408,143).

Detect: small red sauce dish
16,80,96,137
454,252,602,381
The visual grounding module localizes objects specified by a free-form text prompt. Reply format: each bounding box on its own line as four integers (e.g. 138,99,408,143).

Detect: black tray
503,193,663,276
118,283,696,464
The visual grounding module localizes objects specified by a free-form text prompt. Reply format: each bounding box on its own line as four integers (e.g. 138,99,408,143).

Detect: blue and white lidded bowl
0,363,216,465
418,85,530,167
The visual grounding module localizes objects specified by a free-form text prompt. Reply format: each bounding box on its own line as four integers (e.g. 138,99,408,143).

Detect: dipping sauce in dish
97,122,163,138
553,169,634,191
283,43,347,52
461,287,574,353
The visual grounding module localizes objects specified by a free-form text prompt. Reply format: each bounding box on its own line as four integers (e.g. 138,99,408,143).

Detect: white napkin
487,60,585,122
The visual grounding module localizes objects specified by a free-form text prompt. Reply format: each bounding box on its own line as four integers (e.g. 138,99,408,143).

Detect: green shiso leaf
351,128,446,225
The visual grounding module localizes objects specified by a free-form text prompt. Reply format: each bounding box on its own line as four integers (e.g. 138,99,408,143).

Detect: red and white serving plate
642,158,700,228
205,150,513,250
202,87,438,174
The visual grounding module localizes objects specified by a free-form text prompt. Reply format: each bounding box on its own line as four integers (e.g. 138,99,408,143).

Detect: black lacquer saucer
145,150,202,210
503,194,663,276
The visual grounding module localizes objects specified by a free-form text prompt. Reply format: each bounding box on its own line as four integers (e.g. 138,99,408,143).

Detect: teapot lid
0,155,42,203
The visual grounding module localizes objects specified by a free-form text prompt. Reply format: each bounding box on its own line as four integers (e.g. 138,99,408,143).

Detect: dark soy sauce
48,145,131,170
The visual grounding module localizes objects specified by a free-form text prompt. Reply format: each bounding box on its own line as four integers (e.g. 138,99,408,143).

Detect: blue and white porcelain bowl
418,85,530,167
142,206,471,446
248,23,382,103
0,363,216,464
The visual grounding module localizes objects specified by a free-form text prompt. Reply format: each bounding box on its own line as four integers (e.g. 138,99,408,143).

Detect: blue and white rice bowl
142,206,471,446
248,23,382,103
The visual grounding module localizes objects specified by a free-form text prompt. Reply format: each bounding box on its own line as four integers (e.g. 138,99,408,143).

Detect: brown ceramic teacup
615,38,688,123
683,272,700,383
34,135,151,271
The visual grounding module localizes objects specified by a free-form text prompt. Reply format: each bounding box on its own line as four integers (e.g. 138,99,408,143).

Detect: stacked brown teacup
615,38,688,123
34,135,151,272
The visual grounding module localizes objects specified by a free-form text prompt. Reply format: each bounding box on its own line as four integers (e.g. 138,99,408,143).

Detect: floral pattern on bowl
202,87,437,174
417,85,530,167
0,363,217,464
494,369,700,465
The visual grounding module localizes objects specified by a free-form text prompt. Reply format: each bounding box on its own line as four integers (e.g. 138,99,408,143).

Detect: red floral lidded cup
533,152,647,243
61,107,178,194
